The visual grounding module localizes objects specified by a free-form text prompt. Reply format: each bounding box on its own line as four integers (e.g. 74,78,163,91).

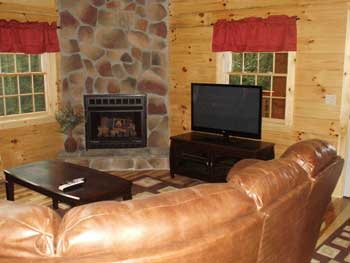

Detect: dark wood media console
170,132,275,182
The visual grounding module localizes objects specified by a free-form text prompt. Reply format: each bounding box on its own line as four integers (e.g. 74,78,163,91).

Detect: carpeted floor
312,219,350,263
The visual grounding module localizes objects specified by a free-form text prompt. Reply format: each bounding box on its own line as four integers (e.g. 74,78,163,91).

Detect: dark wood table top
4,160,132,205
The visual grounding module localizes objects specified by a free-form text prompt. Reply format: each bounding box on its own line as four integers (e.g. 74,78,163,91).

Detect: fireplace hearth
84,94,147,149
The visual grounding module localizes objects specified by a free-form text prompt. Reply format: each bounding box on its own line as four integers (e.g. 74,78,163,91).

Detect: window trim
216,51,296,128
0,53,58,129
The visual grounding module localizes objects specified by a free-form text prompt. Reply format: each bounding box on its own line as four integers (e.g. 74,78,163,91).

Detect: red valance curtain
212,15,297,52
0,20,59,54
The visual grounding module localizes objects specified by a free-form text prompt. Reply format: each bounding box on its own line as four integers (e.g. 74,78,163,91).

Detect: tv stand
221,133,231,143
170,132,275,182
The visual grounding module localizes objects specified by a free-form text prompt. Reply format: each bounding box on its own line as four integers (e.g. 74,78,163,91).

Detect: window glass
273,76,287,97
232,53,243,72
19,75,32,94
21,95,33,113
34,75,44,93
257,76,271,91
271,99,286,119
5,96,19,115
244,53,257,72
0,98,4,116
34,94,45,112
222,52,290,120
30,55,41,72
0,53,46,116
229,75,240,85
16,54,29,72
0,77,2,95
1,54,15,73
259,53,273,73
262,98,270,118
4,76,17,95
242,75,255,85
275,53,288,73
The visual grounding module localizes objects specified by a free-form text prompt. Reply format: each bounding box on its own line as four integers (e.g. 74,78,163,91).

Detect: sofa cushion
228,159,309,209
0,200,61,257
56,184,258,259
281,139,337,178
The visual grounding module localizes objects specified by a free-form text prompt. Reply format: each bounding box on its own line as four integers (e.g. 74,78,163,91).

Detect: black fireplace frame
84,94,147,149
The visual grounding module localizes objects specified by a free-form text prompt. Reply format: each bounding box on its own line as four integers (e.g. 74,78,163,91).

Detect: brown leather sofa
0,139,344,263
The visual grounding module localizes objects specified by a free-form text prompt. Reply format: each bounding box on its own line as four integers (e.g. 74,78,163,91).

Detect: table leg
123,191,132,200
52,199,59,209
5,177,14,201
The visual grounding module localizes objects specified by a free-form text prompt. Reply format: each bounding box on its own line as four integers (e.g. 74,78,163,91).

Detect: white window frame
0,53,58,129
216,51,296,128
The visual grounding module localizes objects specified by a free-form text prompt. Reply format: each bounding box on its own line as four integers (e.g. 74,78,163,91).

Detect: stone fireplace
85,94,147,149
57,0,169,171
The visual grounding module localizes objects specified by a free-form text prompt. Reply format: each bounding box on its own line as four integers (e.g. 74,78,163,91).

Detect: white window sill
0,112,57,130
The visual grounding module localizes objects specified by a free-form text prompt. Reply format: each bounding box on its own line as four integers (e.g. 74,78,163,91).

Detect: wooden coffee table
4,160,132,209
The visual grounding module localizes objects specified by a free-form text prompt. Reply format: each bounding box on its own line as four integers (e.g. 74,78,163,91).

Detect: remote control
58,178,85,192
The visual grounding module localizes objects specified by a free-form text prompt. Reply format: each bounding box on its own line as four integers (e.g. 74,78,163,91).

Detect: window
0,53,57,128
217,51,295,126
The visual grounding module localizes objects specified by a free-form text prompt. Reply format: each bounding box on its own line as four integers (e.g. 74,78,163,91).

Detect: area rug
130,175,203,199
311,219,350,263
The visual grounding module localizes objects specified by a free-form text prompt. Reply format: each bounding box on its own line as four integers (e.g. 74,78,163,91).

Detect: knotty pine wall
0,0,62,177
169,0,350,196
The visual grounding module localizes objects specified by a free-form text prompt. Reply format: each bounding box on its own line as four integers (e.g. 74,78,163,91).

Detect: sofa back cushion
56,184,263,263
281,139,337,178
228,159,309,209
0,201,60,257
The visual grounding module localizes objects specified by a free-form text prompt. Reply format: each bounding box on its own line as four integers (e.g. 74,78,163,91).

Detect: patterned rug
130,175,203,199
311,219,350,263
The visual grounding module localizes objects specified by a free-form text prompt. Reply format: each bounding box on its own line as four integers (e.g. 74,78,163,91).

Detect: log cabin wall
0,0,63,178
169,0,350,196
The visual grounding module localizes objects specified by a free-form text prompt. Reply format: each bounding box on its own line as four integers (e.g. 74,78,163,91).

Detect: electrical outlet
325,94,336,105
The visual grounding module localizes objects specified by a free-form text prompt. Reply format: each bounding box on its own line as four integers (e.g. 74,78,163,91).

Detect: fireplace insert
84,94,147,149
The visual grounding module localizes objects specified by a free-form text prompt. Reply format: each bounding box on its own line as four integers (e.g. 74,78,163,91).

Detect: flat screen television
191,83,262,139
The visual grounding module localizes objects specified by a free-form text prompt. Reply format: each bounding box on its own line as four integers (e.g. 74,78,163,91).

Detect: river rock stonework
58,0,169,150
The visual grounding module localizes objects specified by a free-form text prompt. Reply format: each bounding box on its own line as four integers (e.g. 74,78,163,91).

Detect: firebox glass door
89,111,142,141
84,94,147,149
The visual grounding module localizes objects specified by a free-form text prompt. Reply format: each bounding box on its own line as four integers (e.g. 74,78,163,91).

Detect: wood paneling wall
169,0,350,196
0,0,57,22
0,0,62,178
0,122,63,170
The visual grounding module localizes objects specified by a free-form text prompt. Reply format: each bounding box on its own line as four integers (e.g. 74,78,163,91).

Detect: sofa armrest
0,200,61,257
281,139,337,178
227,159,309,210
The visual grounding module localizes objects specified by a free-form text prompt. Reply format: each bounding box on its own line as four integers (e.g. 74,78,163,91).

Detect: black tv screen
191,83,262,139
